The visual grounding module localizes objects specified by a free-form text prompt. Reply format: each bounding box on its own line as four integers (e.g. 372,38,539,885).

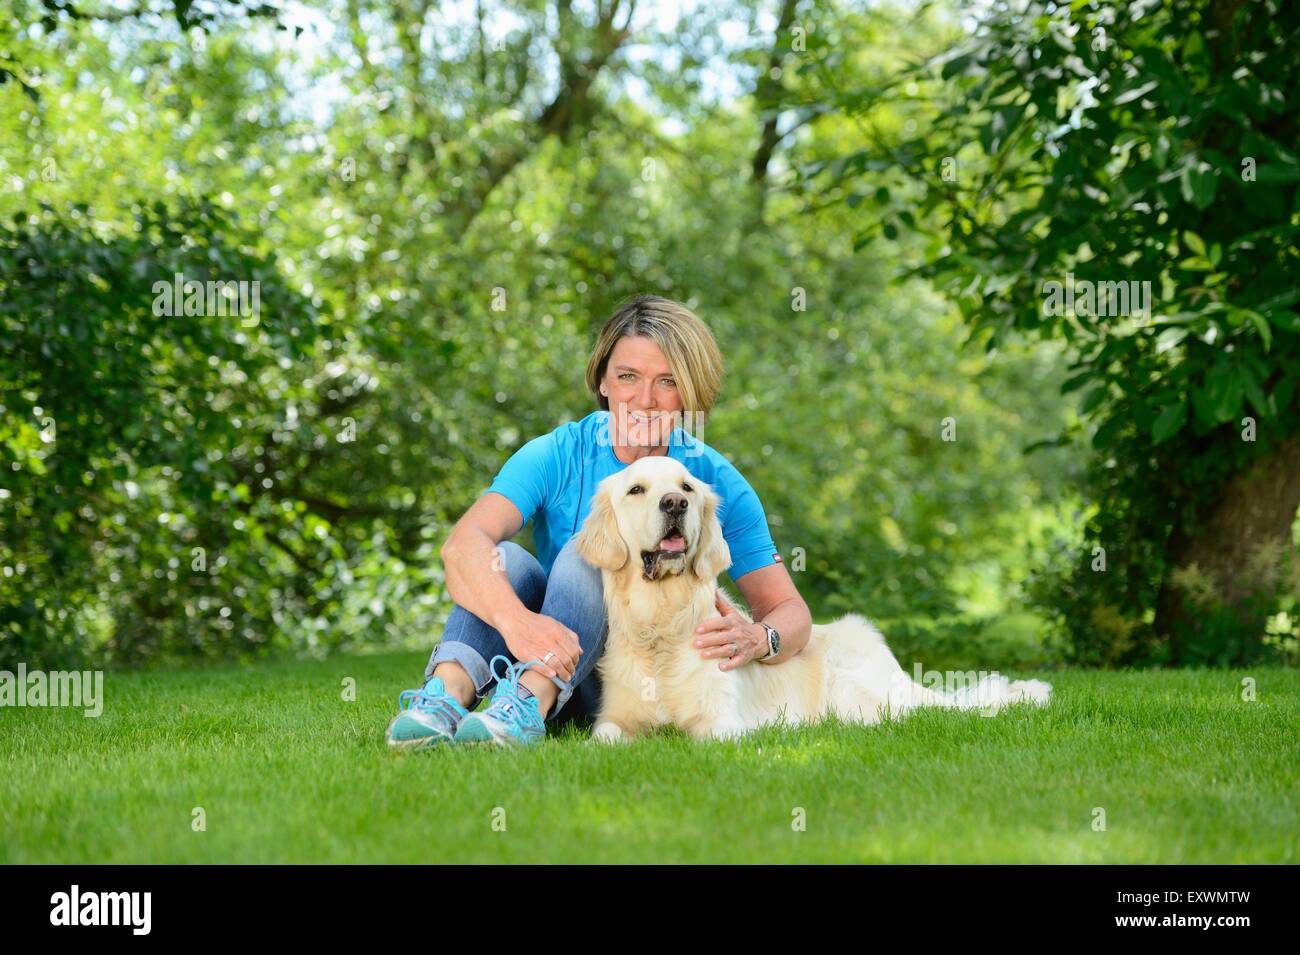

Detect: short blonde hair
585,295,724,419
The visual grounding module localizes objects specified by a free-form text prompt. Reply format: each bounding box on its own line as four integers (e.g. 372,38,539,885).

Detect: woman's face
600,336,684,447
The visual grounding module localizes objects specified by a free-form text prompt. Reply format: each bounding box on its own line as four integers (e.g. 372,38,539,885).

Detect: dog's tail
824,613,1053,719
887,669,1052,715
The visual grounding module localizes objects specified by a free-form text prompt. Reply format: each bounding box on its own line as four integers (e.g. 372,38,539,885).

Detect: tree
0,200,321,667
2,0,1087,669
816,0,1300,664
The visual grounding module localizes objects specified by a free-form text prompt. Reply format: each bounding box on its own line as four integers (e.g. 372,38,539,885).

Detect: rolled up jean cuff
548,671,577,720
427,639,578,719
424,640,494,703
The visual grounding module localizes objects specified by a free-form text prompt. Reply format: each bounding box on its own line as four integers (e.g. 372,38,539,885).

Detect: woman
385,295,813,748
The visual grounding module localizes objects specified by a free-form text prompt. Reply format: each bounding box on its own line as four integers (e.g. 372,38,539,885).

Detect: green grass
2,653,1296,863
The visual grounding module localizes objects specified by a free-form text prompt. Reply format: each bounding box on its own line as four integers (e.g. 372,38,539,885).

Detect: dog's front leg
680,690,751,741
691,712,754,743
587,679,656,744
689,717,751,742
590,720,631,743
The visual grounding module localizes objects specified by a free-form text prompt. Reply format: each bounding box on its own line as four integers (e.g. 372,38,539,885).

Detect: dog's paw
698,721,750,742
590,721,628,743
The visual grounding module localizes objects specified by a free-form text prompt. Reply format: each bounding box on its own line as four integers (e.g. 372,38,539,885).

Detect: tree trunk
1153,437,1300,664
751,0,801,194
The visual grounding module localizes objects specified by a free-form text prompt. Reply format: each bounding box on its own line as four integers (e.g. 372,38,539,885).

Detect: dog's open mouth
641,530,687,578
658,532,686,553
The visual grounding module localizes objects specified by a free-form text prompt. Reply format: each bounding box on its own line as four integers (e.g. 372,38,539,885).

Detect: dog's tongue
659,535,685,552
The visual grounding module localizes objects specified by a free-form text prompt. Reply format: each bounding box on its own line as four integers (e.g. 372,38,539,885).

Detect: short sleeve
483,432,561,528
718,468,779,580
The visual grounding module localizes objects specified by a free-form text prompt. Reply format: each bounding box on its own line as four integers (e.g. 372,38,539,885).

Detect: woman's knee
545,544,604,610
494,540,547,609
540,543,607,647
550,536,601,587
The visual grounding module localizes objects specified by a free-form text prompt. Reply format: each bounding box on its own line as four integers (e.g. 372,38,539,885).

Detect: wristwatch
758,622,781,662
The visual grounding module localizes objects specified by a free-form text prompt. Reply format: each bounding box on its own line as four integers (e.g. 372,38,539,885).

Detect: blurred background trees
809,0,1300,665
1,0,1295,671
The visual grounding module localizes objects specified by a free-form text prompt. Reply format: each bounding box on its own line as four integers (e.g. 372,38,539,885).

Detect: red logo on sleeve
773,552,782,563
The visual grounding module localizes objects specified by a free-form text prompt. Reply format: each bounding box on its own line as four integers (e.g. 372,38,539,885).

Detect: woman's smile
619,408,678,446
600,336,686,453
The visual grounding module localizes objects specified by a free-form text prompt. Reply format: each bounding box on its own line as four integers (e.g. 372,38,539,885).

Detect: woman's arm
734,562,812,666
692,561,813,670
440,492,525,632
441,492,582,681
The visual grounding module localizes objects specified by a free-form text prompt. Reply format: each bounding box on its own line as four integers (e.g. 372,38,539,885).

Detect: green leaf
941,53,974,80
1060,369,1095,394
1240,364,1270,417
1275,377,1296,416
1092,414,1124,450
1180,160,1218,209
1255,164,1300,184
1252,289,1300,314
1269,310,1300,332
1024,435,1068,454
1222,372,1245,422
1240,309,1272,351
1195,361,1244,426
1080,386,1108,414
1113,80,1159,106
1151,401,1187,445
1155,328,1189,353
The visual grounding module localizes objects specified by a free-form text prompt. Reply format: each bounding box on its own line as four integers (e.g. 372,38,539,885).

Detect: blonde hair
585,295,724,420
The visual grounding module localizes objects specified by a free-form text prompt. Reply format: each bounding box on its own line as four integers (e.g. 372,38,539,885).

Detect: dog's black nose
659,493,688,515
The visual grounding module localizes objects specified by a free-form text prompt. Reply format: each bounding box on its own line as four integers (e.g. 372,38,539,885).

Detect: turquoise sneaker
385,675,470,750
453,655,547,747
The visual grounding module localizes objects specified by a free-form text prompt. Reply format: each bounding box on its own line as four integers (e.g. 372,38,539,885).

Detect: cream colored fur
575,456,1051,742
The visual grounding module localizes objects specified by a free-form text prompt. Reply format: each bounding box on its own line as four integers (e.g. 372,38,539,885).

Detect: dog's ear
689,487,731,582
575,484,629,572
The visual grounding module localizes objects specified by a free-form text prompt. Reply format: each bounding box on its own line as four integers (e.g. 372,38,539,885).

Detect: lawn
1,652,1296,864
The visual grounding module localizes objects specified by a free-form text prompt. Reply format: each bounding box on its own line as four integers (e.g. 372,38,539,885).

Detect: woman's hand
693,591,766,671
500,610,582,682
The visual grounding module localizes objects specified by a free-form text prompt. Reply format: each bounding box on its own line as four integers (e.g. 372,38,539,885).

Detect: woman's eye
619,373,636,381
628,485,645,495
661,378,676,388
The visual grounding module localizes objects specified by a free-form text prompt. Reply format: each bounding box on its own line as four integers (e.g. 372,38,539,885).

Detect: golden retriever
574,456,1051,742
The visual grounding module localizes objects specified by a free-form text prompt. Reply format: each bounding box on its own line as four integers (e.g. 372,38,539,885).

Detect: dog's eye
682,483,693,493
627,485,645,495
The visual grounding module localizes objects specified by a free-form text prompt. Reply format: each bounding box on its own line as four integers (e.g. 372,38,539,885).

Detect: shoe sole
455,716,543,747
386,733,455,750
453,717,503,745
385,715,460,750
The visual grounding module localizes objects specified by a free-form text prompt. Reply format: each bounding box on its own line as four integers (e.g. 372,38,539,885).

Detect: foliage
3,200,315,667
2,1,1098,668
813,0,1300,664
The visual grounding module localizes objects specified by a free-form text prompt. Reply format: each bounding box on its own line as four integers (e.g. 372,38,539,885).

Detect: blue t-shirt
484,410,779,581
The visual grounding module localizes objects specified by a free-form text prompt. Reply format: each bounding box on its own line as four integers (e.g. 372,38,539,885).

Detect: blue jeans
423,537,607,727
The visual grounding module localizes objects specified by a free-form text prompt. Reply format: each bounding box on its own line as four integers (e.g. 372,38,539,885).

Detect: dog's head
575,456,730,582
